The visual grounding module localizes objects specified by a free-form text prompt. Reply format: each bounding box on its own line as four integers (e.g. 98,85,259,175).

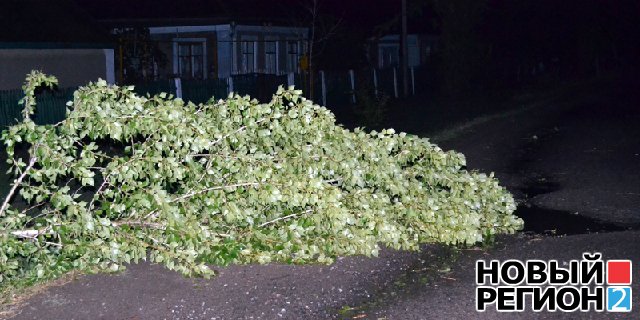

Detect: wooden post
288,72,295,88
349,69,356,104
174,78,182,99
393,67,398,98
320,70,327,106
118,39,124,84
373,69,378,96
401,0,409,97
227,76,234,96
411,67,415,95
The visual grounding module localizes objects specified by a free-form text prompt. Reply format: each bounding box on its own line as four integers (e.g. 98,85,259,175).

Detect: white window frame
239,40,258,73
264,39,279,74
286,40,300,73
173,38,207,79
378,43,400,69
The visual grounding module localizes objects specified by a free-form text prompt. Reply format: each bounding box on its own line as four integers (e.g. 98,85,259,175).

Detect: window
286,41,299,73
241,41,255,73
265,41,278,74
380,45,399,69
178,42,204,79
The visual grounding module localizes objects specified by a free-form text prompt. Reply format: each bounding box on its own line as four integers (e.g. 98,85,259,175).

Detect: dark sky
66,0,640,72
73,0,402,28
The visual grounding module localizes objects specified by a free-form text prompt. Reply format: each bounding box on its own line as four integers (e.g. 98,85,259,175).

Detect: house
0,0,115,90
368,34,439,70
146,23,308,80
76,0,309,83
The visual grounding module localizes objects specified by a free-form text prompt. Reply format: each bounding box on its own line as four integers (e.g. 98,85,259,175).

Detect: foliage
113,27,168,83
430,0,490,95
0,72,522,292
353,86,389,129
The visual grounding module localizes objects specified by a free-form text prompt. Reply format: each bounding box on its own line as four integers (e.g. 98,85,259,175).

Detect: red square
607,260,632,285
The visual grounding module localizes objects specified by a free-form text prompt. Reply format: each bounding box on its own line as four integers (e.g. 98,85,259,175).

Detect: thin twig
143,209,159,220
0,156,37,217
173,181,261,202
19,202,46,216
87,179,110,212
112,220,166,230
259,209,313,228
42,241,63,248
212,118,268,146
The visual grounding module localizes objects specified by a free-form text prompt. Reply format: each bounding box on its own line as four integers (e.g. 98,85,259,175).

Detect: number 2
610,288,629,312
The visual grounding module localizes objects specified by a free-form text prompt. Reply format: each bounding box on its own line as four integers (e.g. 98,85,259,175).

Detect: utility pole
401,0,409,97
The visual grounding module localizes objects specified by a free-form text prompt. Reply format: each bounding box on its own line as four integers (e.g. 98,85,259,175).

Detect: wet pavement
515,179,634,236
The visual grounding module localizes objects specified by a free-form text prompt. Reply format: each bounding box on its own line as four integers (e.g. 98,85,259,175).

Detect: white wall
0,48,115,90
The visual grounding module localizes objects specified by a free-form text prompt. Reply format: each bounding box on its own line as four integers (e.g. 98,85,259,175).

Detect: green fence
378,68,397,98
132,79,175,97
0,87,74,200
0,89,24,127
232,74,288,102
1,69,426,128
132,79,228,104
0,87,74,128
323,71,354,107
182,79,228,104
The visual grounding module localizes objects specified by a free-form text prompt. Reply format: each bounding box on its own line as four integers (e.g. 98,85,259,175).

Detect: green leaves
0,75,522,294
19,71,59,122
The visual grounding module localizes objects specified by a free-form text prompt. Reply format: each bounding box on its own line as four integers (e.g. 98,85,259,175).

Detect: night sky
5,0,638,87
69,0,639,67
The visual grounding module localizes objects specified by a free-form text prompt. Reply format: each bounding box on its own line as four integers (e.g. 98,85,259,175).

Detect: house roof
0,0,112,47
72,0,423,31
73,0,296,28
69,0,436,46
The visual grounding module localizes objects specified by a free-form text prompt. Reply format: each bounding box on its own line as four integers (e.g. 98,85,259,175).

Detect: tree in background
113,28,168,84
280,0,344,98
429,0,489,95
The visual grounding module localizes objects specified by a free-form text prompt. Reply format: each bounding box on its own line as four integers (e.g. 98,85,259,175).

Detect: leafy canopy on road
0,71,522,291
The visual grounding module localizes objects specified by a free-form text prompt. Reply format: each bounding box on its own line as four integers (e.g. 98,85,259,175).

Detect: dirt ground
4,84,640,319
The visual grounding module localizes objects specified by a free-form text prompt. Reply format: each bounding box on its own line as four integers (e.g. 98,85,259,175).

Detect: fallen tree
0,71,522,290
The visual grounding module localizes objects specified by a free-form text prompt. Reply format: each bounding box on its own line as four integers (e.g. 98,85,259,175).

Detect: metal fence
182,78,228,104
0,87,74,127
133,79,175,97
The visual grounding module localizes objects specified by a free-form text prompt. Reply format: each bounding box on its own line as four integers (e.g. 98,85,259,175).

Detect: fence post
373,69,378,96
411,67,415,95
227,76,234,96
174,77,182,99
287,72,295,88
320,70,327,106
349,69,356,104
393,67,399,98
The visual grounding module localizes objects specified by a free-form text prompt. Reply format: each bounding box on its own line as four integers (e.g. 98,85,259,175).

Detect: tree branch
174,182,262,202
112,220,166,230
259,209,313,227
0,156,37,217
212,117,268,146
5,227,55,239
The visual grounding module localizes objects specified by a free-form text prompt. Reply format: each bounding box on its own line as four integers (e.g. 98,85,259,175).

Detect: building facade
145,24,308,80
0,44,114,90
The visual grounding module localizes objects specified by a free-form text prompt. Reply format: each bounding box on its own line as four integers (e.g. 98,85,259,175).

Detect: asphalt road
370,86,640,319
5,86,640,319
